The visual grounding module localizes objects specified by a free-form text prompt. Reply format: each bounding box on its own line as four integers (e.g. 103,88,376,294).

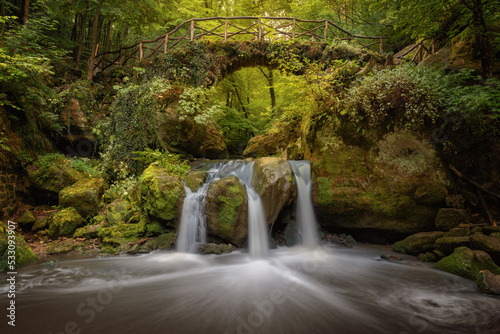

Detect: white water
176,161,242,253
233,162,269,258
289,160,320,248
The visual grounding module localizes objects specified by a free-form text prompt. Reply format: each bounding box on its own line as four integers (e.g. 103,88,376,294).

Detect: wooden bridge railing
94,16,384,74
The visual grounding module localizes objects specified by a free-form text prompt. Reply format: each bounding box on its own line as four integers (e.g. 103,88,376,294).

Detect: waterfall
289,160,320,248
233,162,269,259
176,161,241,253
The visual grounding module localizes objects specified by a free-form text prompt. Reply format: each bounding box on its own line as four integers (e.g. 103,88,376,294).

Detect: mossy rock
0,221,39,272
73,224,101,239
139,164,185,226
434,247,500,283
199,243,233,255
478,270,500,295
393,231,445,255
252,157,295,227
145,221,170,237
205,175,248,247
435,208,469,231
59,178,104,218
104,199,133,226
148,232,176,250
482,226,500,235
470,234,500,256
47,207,86,239
98,220,146,247
27,159,86,199
448,224,470,237
185,171,208,192
18,210,36,230
414,182,447,205
31,215,52,232
418,252,437,262
434,236,471,255
312,131,451,234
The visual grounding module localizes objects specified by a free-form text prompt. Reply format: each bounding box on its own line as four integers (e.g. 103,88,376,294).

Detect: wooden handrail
94,16,385,74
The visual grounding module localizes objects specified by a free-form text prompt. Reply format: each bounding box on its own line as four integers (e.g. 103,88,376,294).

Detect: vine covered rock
205,175,248,247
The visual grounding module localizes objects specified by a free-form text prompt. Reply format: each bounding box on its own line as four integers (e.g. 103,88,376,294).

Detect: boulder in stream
252,157,295,226
205,176,248,247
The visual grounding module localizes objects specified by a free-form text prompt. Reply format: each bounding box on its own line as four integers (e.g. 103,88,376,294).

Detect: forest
1,2,500,332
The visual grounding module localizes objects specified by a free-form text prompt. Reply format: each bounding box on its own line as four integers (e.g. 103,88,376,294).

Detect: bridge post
190,20,195,41
379,37,383,55
292,19,295,40
139,42,143,60
324,20,328,41
258,18,262,41
224,19,228,42
164,34,169,53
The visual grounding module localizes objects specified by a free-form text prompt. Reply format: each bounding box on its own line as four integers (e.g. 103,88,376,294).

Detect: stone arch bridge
93,17,386,85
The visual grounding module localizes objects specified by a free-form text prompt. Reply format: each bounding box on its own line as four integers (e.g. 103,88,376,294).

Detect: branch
448,164,500,200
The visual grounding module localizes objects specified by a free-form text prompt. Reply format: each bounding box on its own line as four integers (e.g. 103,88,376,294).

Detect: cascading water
232,162,269,259
176,161,242,253
289,160,320,248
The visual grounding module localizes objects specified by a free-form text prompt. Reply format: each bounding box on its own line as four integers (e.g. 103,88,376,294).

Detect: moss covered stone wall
0,170,17,220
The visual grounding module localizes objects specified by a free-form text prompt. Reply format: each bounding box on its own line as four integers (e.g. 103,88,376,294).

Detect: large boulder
59,178,104,218
312,131,452,234
0,221,38,271
104,199,133,225
393,231,445,255
185,171,207,192
47,207,86,239
251,157,295,226
435,208,469,231
435,247,500,294
27,156,86,200
470,234,500,258
205,176,248,247
139,164,185,227
157,108,228,159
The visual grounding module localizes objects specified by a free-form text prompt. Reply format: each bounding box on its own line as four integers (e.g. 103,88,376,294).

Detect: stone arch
139,40,381,87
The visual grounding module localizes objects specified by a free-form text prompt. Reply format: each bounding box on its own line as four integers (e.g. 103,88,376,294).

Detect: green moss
435,236,471,255
393,231,445,255
435,247,500,281
185,171,207,191
98,220,146,246
48,207,86,239
0,221,39,272
217,186,244,233
59,178,104,218
139,165,184,224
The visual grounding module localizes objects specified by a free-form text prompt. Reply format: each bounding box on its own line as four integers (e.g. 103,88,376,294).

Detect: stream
1,245,499,334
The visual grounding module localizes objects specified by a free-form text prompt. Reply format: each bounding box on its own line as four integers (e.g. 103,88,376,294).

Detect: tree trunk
76,5,89,68
22,0,30,24
258,67,276,111
469,0,494,79
87,0,104,80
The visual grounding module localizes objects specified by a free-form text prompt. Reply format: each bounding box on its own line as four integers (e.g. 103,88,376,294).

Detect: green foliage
108,78,173,174
344,63,454,130
176,87,223,126
0,132,10,152
70,158,101,178
132,148,191,178
35,153,68,182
